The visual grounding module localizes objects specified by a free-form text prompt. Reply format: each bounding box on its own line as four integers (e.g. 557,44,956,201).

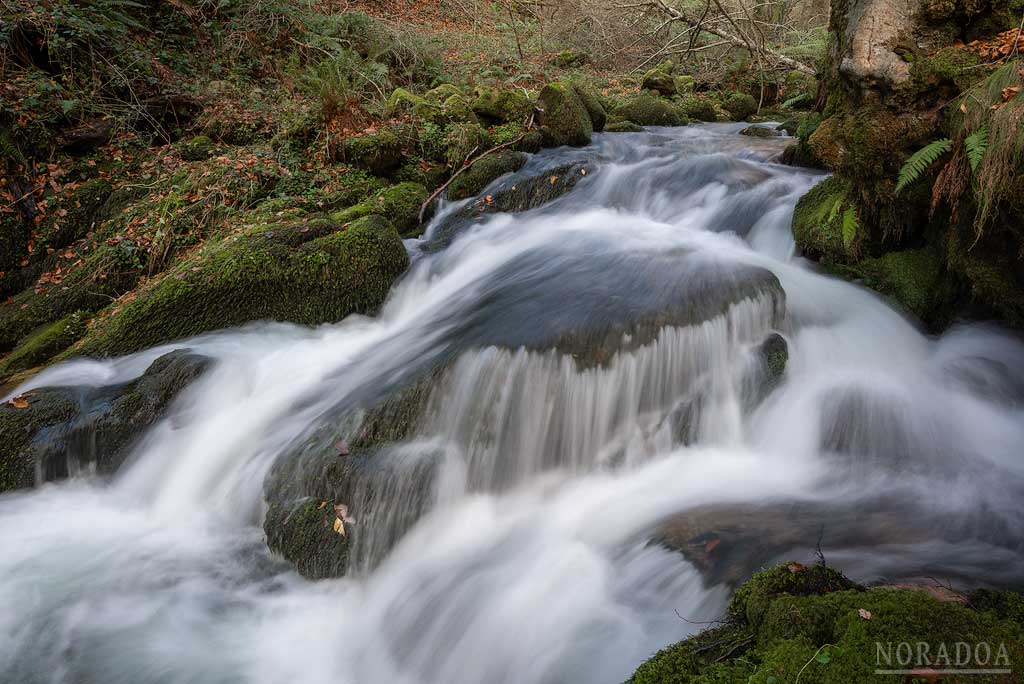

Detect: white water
3,124,1024,684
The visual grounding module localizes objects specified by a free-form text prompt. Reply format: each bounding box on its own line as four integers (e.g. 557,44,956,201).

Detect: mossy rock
571,83,607,132
678,96,719,122
616,94,684,126
792,177,863,263
641,62,677,96
447,151,528,201
549,49,589,68
424,83,463,102
176,135,215,161
471,87,533,123
342,130,403,176
385,87,426,117
537,82,593,147
444,122,493,167
842,247,950,322
264,498,350,580
331,182,428,237
632,562,1024,684
740,125,781,138
74,215,409,357
0,311,89,381
722,92,759,120
605,121,644,132
905,46,983,102
0,350,209,492
442,94,478,124
675,74,696,95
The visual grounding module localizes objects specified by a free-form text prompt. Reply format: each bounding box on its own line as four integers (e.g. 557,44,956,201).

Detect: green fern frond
783,93,812,107
895,138,952,194
841,207,858,250
965,126,989,173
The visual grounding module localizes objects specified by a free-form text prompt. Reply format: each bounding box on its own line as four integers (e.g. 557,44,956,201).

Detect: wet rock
330,182,428,237
341,130,403,176
0,350,210,492
605,121,644,133
447,151,528,201
740,125,781,138
758,332,788,390
677,96,718,122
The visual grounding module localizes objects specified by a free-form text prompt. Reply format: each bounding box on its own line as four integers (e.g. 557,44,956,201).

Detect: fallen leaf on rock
333,517,346,537
549,175,558,185
8,395,30,409
334,439,350,455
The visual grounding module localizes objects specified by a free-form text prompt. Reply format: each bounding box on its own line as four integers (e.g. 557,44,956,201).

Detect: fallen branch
417,115,534,224
633,0,815,75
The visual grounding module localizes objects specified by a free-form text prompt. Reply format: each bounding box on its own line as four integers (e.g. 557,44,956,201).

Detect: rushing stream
3,123,1024,683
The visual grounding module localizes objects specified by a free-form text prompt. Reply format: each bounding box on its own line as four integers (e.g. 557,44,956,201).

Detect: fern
783,93,812,107
841,207,858,251
895,138,952,194
965,126,989,173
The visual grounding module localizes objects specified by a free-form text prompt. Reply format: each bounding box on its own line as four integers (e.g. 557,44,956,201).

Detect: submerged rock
740,125,781,138
446,151,528,201
0,350,209,492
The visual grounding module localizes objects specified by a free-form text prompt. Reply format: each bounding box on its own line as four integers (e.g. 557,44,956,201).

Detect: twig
417,115,535,223
815,525,826,566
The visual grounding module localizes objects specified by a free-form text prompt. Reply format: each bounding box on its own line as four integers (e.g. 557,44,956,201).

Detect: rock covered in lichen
537,82,593,147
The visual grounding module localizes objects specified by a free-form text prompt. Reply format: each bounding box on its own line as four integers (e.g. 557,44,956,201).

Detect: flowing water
3,124,1024,684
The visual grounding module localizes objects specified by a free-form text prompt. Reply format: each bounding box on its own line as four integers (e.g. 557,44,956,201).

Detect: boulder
572,83,607,132
537,83,593,147
0,350,209,492
447,151,528,201
739,125,781,138
74,215,409,357
331,182,429,237
615,95,684,126
0,311,89,382
641,65,677,96
604,121,644,133
470,87,533,124
678,97,718,122
341,130,403,176
722,92,758,120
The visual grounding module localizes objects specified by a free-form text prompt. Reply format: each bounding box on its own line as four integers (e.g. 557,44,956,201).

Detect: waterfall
2,123,1023,684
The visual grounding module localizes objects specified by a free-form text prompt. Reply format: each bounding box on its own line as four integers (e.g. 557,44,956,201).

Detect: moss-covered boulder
605,121,644,133
471,87,533,124
792,177,864,263
616,95,684,126
443,122,493,167
722,92,759,120
631,562,1024,684
442,94,477,124
0,311,89,382
74,215,409,357
424,83,463,102
0,350,209,492
447,151,528,201
678,97,718,122
342,130,403,176
641,62,677,96
572,83,607,132
740,125,781,138
840,247,951,323
549,49,589,68
674,75,695,95
537,82,593,147
331,182,428,237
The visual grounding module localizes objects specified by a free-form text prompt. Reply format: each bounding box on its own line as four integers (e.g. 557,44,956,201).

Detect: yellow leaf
333,517,346,537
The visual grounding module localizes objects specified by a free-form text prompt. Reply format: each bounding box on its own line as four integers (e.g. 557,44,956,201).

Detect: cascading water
3,123,1024,684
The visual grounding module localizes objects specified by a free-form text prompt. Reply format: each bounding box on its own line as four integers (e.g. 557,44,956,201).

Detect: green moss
75,215,409,356
572,83,607,132
424,83,463,102
844,247,949,321
537,82,593,147
641,62,677,96
605,121,644,132
722,92,759,120
176,135,215,162
907,47,984,100
471,87,533,123
679,97,718,122
0,390,78,492
442,94,478,124
549,49,589,68
0,311,89,380
791,177,863,263
331,182,428,237
342,130,403,176
784,70,818,108
444,122,493,167
385,87,426,117
631,562,1024,684
264,498,350,580
447,151,527,201
616,94,685,126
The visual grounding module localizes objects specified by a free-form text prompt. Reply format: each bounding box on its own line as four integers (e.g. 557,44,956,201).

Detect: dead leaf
334,439,350,455
8,395,30,409
787,562,805,573
858,608,872,620
333,517,346,537
549,175,559,185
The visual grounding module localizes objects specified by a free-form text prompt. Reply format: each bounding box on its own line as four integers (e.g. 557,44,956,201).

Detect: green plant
965,125,989,172
895,138,952,194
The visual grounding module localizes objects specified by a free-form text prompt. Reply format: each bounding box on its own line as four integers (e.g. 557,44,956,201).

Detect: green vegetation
630,562,1024,684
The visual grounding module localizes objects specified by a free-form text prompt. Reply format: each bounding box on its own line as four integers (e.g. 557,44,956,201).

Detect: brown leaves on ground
966,28,1024,60
7,394,32,409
